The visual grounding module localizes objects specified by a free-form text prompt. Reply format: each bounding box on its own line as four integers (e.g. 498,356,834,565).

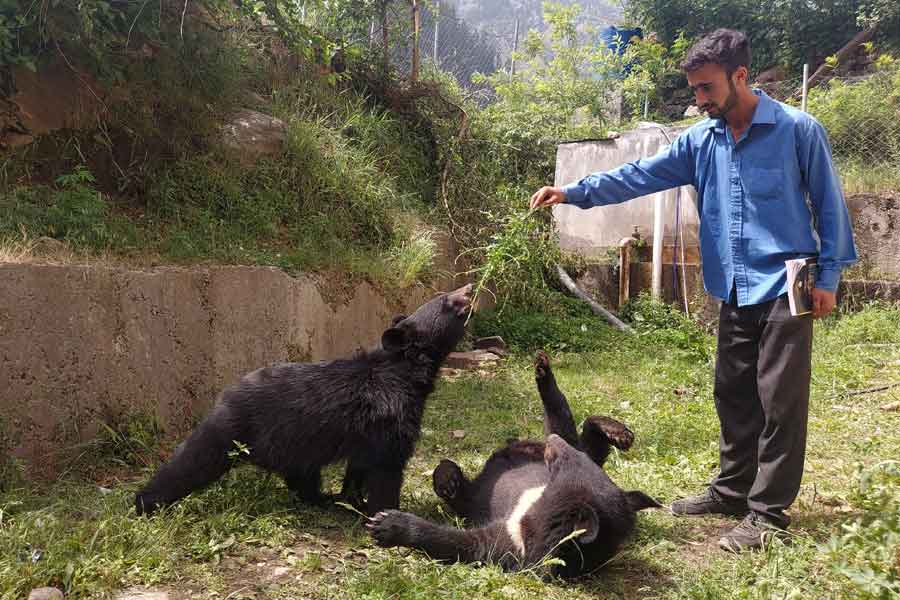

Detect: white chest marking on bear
506,485,546,556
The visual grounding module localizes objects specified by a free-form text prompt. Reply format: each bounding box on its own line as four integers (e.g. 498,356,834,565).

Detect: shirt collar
708,88,777,133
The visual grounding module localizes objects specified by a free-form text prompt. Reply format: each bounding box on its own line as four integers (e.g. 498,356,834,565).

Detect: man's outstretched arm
531,133,694,210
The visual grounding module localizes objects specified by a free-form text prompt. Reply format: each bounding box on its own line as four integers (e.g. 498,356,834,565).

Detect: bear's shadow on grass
155,467,372,535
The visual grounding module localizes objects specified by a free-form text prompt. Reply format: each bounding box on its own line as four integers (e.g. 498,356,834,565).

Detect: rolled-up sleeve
798,117,858,291
562,133,694,209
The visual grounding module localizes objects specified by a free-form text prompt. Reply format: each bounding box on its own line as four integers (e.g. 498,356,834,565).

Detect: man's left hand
812,288,836,319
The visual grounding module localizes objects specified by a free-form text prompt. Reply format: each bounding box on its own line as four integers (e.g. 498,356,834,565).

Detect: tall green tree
624,0,897,73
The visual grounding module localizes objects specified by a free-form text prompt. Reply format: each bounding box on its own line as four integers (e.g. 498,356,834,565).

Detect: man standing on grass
529,29,857,552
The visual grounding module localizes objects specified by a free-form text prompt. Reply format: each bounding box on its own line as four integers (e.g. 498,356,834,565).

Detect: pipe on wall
618,228,640,308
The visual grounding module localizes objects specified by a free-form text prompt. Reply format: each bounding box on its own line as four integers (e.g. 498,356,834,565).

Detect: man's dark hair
680,29,751,76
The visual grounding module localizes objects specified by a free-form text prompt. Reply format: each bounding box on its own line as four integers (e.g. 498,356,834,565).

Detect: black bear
368,351,660,577
135,284,473,516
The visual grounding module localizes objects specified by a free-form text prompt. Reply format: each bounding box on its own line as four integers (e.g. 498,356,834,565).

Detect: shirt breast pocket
745,167,784,200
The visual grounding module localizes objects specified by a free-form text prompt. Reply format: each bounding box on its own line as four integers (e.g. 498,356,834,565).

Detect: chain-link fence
382,1,507,98
758,67,900,192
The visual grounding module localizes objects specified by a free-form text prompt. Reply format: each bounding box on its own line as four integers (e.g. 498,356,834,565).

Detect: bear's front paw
135,493,162,517
534,350,551,379
432,459,463,501
586,415,634,450
367,510,416,548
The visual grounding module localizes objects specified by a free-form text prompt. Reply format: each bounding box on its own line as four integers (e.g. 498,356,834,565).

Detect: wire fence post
411,0,420,82
801,63,809,112
510,18,519,78
433,0,440,65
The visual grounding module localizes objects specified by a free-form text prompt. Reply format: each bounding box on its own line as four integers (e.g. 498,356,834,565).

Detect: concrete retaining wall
846,193,900,280
0,264,449,475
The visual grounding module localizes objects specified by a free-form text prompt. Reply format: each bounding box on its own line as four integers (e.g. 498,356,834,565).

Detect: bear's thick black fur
135,284,473,516
368,351,660,578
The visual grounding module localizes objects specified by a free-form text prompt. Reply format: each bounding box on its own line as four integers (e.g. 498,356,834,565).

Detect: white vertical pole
433,0,440,65
510,18,519,77
651,194,664,301
801,63,809,112
643,94,649,119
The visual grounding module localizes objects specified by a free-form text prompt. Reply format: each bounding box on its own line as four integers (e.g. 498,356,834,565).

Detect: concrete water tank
552,122,700,256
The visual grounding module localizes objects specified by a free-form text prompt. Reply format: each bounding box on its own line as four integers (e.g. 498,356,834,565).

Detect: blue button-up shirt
562,90,858,306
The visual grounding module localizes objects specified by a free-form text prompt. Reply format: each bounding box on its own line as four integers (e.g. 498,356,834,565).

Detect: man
530,29,857,552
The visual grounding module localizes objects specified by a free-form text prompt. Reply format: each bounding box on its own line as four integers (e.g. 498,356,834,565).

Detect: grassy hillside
0,6,459,287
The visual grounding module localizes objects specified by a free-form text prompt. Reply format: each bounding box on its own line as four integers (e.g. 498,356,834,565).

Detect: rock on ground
28,588,64,600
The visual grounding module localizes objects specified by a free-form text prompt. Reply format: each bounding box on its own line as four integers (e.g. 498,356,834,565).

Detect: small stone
473,336,507,351
28,588,64,600
444,351,501,370
113,590,169,600
220,109,287,165
880,401,900,412
451,430,466,439
271,566,291,578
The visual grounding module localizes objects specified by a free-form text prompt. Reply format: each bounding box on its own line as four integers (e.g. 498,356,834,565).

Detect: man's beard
704,78,738,118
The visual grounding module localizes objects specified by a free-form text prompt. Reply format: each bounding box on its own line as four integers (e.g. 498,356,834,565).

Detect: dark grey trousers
711,293,813,528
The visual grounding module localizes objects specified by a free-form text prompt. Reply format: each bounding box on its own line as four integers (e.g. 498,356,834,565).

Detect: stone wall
0,264,454,475
846,193,900,280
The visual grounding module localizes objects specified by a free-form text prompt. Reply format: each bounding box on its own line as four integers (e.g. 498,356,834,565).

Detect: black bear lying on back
135,284,473,516
368,351,660,578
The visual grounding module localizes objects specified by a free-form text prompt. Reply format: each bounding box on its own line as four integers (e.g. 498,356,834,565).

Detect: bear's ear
572,505,600,544
381,327,409,353
391,314,408,327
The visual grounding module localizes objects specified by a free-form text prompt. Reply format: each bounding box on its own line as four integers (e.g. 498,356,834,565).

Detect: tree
623,0,899,73
473,3,623,159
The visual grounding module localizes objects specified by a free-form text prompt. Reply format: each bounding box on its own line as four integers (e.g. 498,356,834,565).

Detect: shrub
472,293,619,353
619,292,713,361
819,461,900,599
806,56,900,191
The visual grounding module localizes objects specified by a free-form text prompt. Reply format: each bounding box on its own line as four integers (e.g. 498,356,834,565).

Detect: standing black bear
135,284,473,516
368,351,660,577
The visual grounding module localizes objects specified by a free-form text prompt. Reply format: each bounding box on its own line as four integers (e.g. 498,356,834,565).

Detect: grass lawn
1,305,898,599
